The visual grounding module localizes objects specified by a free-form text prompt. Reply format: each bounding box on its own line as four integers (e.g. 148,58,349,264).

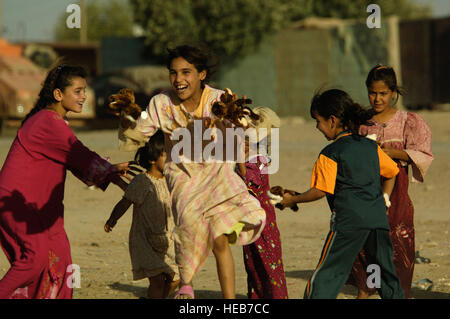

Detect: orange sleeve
310,154,337,194
377,146,400,178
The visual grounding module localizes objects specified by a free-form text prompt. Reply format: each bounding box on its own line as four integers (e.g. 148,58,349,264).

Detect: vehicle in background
0,55,95,133
91,65,169,119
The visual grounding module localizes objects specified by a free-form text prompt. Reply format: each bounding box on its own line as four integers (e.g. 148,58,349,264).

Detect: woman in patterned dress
347,65,434,299
116,45,266,299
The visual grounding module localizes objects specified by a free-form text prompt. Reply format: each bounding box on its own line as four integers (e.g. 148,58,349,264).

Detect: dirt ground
0,110,449,299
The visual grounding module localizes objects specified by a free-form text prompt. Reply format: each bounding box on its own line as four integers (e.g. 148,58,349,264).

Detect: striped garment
123,85,266,284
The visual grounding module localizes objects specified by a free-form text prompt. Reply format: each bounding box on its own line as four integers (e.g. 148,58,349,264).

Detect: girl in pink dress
0,65,128,299
347,65,434,299
116,45,266,299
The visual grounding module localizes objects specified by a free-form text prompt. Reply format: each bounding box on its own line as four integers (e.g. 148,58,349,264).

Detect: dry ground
0,111,449,299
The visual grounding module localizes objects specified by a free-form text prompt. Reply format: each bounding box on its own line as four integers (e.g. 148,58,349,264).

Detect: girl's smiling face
368,80,396,114
314,112,335,140
56,76,87,114
169,57,206,105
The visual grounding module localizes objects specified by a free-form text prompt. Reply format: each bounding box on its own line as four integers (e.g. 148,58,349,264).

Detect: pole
0,0,3,38
80,0,87,43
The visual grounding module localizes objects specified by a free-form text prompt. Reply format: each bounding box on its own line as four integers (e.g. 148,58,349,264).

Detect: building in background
400,16,450,110
0,40,45,132
0,38,96,132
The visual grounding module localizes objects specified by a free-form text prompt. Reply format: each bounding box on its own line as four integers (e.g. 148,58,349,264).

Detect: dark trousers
304,229,404,299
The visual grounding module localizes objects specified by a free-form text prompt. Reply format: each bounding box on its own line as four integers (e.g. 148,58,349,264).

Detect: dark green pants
304,229,404,299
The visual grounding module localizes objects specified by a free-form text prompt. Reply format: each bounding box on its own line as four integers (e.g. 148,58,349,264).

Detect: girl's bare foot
174,283,194,299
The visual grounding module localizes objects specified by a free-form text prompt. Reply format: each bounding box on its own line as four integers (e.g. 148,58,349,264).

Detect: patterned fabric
124,173,178,281
125,86,266,284
359,110,433,183
347,110,433,298
0,110,119,299
238,155,288,299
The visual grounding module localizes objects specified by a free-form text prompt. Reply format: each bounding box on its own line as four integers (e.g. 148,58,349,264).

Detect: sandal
174,284,194,299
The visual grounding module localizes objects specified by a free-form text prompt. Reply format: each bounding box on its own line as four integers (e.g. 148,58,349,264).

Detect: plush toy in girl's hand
211,88,260,128
109,88,142,129
267,186,301,212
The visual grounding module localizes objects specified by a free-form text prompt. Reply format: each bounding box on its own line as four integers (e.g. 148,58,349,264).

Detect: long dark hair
134,130,165,170
366,64,405,104
21,64,87,126
166,45,219,87
310,89,375,134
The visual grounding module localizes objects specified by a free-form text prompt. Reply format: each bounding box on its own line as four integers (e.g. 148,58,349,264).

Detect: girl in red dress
237,107,288,299
0,64,128,299
347,65,434,299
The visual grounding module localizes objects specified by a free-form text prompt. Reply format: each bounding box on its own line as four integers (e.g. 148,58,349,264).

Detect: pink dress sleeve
118,95,163,151
137,96,161,137
404,112,433,183
27,112,119,190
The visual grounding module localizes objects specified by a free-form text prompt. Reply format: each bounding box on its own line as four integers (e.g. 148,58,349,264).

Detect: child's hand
237,162,247,176
124,161,146,180
279,193,297,211
114,161,130,176
104,219,117,232
269,186,300,212
114,161,145,182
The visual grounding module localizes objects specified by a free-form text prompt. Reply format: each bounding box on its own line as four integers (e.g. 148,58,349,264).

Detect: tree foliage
130,0,292,62
306,0,432,20
130,0,431,62
54,0,134,42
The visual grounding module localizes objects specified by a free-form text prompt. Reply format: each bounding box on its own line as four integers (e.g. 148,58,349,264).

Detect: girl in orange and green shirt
280,89,404,299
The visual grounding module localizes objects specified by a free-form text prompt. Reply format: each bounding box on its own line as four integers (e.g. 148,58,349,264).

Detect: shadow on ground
109,282,247,299
285,269,450,299
285,269,366,298
410,287,450,299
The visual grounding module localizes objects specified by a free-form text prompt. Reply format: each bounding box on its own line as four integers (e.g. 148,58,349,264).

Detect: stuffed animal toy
108,88,142,130
267,186,301,212
211,88,260,128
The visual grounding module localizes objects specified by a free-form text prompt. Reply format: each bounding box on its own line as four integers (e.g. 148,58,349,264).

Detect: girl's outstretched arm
279,187,326,210
104,197,132,232
381,175,396,214
382,176,396,198
380,147,410,162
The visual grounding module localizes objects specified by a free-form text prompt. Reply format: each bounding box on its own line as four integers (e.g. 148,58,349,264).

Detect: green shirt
310,131,399,231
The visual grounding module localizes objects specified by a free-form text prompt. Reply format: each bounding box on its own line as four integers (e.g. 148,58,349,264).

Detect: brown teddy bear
211,88,260,128
267,186,301,212
108,88,142,130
